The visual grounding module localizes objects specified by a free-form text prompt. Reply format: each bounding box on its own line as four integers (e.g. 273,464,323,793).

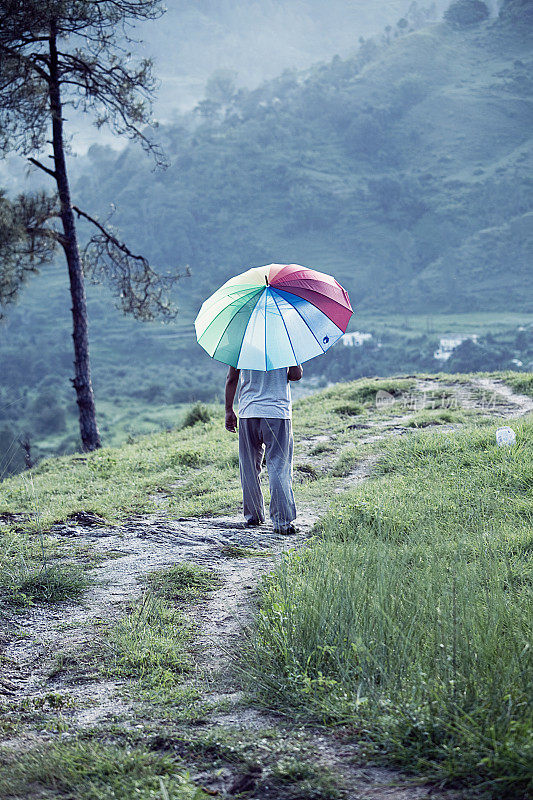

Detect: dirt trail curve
473,376,533,416
1,375,530,798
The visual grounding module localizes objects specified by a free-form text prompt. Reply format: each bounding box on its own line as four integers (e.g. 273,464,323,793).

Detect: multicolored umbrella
195,263,353,370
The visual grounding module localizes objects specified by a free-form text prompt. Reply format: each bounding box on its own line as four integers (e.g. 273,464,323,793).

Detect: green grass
1,372,524,532
241,415,533,798
0,413,241,528
0,739,211,799
0,693,77,738
333,402,364,417
93,399,189,447
220,544,271,558
294,377,416,440
406,409,465,427
294,462,320,481
180,726,343,798
99,591,194,684
81,568,222,713
17,398,190,465
320,377,416,406
1,372,532,796
139,563,221,602
309,441,335,456
331,448,360,477
0,562,93,607
269,757,341,798
0,376,414,538
0,371,526,616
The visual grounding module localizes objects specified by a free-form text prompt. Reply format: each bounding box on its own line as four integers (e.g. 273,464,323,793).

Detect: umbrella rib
270,290,299,365
272,289,328,353
197,285,261,330
236,288,265,369
198,287,263,348
264,289,267,371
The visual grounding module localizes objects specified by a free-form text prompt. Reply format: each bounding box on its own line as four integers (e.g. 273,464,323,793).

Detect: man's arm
288,364,303,381
225,366,240,432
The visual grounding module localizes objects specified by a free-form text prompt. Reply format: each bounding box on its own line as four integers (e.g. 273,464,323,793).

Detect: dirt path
0,375,530,798
0,516,304,717
473,376,533,417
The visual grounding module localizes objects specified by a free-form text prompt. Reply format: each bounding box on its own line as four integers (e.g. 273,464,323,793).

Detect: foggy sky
72,0,457,153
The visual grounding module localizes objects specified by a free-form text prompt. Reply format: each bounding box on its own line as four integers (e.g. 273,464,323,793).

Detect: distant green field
94,400,188,447
352,312,533,336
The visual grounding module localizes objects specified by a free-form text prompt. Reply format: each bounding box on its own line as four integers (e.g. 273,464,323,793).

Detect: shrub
444,0,489,27
334,402,364,416
181,402,211,428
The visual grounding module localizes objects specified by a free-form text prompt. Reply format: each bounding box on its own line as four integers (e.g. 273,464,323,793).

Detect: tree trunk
49,21,101,451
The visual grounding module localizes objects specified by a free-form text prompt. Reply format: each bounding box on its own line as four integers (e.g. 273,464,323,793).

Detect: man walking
225,365,303,534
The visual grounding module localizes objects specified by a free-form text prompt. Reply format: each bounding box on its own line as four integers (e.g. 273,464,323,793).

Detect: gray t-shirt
238,368,291,419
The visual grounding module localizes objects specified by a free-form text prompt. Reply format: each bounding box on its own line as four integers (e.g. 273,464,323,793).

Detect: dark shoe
274,524,299,535
244,519,263,527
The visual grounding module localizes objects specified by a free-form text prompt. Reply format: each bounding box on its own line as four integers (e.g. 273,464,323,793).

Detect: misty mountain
141,0,453,117
0,0,456,160
75,3,532,314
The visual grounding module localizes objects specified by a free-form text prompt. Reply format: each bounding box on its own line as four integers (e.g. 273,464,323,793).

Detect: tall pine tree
0,1,179,451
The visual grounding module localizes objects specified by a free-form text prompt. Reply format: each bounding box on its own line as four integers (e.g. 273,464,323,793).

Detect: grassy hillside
2,288,532,474
0,371,531,798
1,273,532,474
244,414,532,796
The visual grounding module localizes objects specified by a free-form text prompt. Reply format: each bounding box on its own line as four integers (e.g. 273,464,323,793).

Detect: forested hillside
75,2,532,313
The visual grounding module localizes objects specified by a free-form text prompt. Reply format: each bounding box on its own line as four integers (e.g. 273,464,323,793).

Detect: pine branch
28,156,56,178
0,42,50,82
72,203,181,321
72,204,149,266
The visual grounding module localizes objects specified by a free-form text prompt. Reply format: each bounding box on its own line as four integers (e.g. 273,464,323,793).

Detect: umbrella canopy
195,263,353,370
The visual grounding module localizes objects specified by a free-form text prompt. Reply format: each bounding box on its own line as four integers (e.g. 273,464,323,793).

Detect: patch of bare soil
0,516,303,725
474,377,533,417
414,376,533,418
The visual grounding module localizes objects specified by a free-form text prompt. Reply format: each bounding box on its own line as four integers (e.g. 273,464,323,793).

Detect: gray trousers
238,417,297,529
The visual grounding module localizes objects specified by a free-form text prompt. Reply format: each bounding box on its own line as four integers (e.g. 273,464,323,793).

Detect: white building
434,334,478,362
343,331,372,347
